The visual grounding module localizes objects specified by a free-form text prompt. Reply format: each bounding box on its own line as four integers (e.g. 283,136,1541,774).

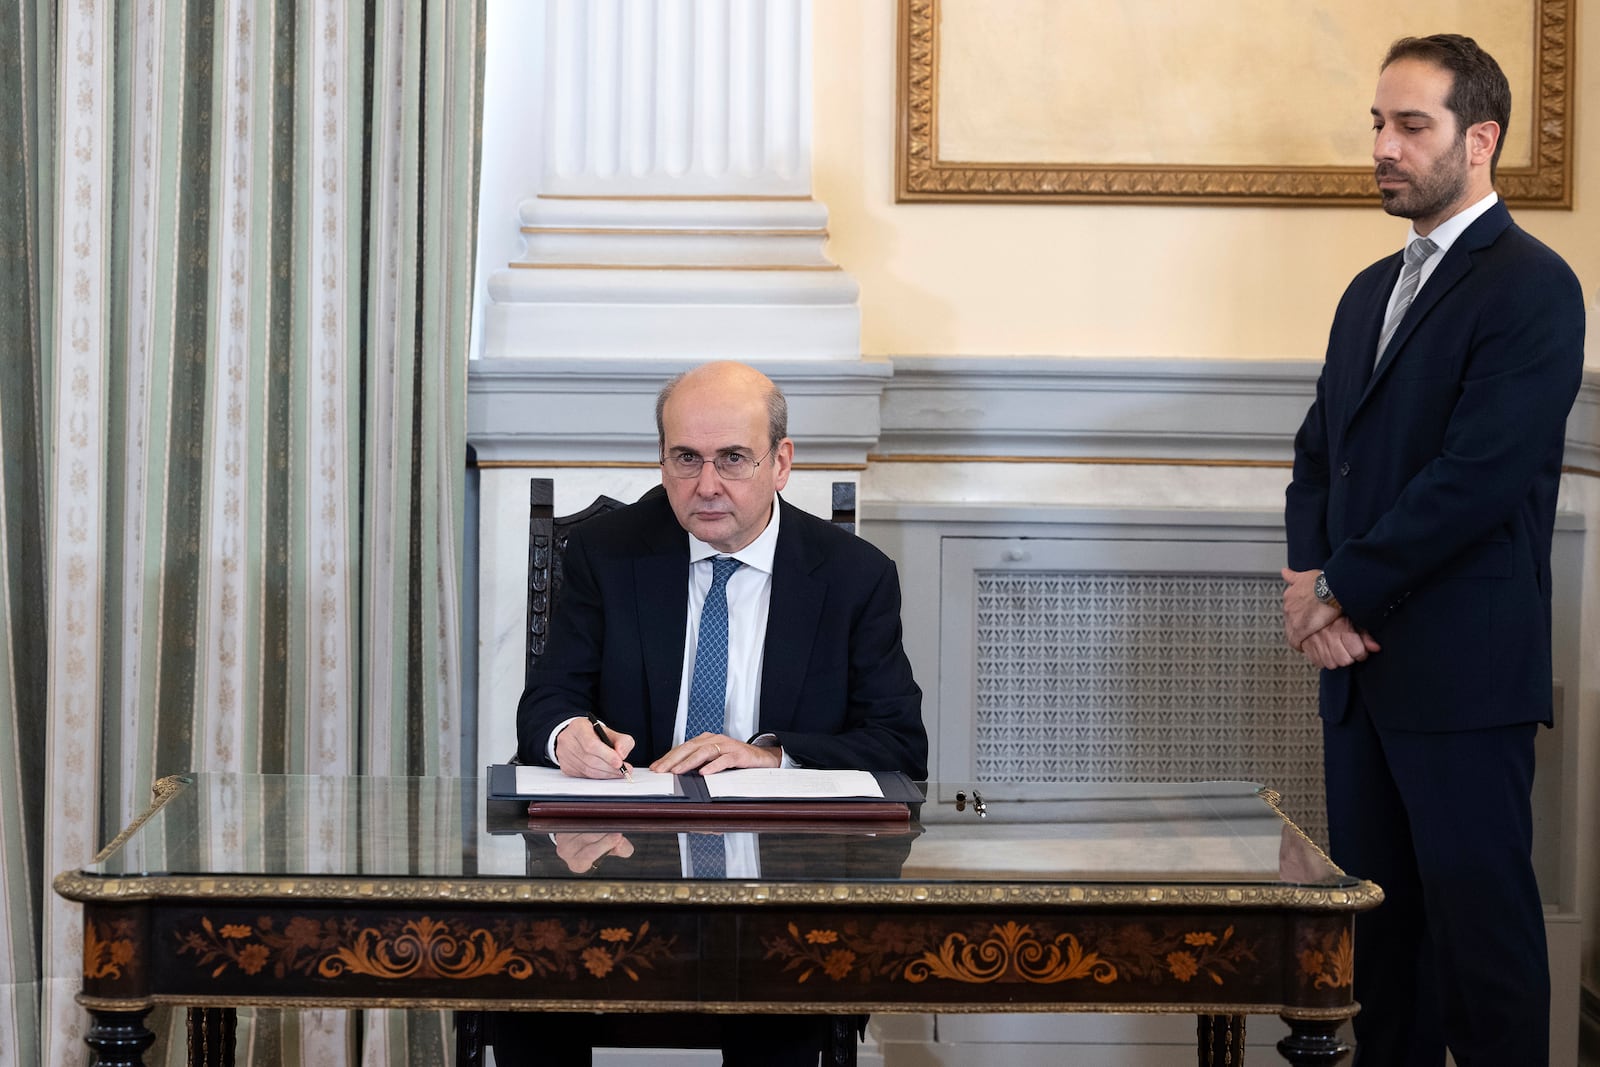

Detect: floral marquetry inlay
84,920,138,980
762,918,1259,990
175,914,678,984
1298,928,1355,991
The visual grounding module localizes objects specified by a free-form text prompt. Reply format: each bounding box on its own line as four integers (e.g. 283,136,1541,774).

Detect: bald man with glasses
503,361,926,1067
516,359,927,785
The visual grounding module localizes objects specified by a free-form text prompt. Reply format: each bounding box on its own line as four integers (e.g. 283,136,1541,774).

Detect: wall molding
467,357,891,466
467,355,1600,474
874,357,1600,474
876,356,1319,464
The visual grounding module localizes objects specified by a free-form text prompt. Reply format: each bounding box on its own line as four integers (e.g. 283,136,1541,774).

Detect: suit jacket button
1339,462,1351,476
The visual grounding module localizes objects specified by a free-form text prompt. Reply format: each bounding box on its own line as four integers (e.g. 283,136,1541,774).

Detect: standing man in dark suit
501,360,926,1066
1282,34,1584,1067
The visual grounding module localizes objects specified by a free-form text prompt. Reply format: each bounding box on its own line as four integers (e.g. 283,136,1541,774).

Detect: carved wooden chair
457,477,864,1067
522,477,628,694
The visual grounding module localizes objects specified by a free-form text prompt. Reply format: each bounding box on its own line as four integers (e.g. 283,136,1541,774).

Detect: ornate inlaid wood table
56,773,1379,1066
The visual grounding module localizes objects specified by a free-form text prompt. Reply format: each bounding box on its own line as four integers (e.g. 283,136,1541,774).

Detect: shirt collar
687,495,780,574
1407,190,1498,259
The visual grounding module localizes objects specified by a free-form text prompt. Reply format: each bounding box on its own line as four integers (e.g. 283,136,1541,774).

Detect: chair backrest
525,477,859,687
525,478,625,688
831,480,857,534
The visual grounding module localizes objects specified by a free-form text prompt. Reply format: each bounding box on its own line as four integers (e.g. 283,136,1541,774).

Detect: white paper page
513,764,679,797
703,768,885,800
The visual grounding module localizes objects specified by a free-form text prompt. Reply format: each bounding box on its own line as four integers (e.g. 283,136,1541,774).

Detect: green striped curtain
0,0,482,1063
0,1,52,1063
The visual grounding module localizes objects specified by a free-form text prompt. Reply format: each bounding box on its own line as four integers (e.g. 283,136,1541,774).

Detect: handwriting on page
513,765,679,797
703,768,885,800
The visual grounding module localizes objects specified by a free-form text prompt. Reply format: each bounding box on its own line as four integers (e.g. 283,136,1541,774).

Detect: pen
588,715,632,780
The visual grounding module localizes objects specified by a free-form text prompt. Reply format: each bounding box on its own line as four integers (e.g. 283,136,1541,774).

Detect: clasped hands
1280,567,1381,670
555,722,781,780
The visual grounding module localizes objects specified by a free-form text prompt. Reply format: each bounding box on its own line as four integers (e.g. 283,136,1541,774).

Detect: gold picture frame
896,0,1573,206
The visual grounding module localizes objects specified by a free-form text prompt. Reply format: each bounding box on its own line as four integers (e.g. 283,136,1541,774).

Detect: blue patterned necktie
687,833,726,878
685,557,741,740
1376,237,1439,365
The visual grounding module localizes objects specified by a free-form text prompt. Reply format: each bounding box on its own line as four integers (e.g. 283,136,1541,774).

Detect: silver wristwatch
1313,571,1337,605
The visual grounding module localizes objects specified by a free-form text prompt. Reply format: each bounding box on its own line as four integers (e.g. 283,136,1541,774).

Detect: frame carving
896,0,1573,206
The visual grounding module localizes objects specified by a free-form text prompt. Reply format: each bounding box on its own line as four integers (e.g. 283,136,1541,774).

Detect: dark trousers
489,1010,831,1067
1322,689,1548,1067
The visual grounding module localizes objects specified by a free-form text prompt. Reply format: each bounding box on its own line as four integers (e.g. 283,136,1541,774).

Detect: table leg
1275,1016,1351,1065
85,1008,156,1067
1197,1013,1246,1065
823,1014,863,1067
187,1006,236,1065
455,1009,487,1067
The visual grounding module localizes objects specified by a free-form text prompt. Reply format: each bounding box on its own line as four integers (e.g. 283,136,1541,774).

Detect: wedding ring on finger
714,744,722,757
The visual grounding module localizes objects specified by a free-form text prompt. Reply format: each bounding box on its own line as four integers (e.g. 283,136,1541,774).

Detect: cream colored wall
813,0,1599,363
812,0,1600,1027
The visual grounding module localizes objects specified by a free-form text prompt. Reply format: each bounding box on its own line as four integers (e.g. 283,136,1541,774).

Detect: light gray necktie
1375,237,1439,364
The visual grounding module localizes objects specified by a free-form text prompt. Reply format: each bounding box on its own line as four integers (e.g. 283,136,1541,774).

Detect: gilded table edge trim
54,871,1382,911
78,994,1358,1019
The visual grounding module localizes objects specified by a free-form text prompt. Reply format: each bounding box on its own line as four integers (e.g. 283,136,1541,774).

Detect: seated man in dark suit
496,360,927,1066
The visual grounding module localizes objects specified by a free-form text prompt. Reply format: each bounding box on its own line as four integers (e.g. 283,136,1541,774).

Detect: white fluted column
544,0,808,196
484,0,860,361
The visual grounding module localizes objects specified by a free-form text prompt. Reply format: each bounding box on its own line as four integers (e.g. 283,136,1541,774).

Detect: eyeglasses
660,445,775,481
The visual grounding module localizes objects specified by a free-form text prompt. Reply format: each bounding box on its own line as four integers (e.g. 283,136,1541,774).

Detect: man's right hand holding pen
553,714,636,779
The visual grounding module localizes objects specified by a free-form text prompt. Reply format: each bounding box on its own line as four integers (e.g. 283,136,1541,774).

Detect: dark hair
655,371,788,448
1383,34,1511,178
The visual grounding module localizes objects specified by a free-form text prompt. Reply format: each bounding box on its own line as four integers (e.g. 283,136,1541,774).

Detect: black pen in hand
587,715,632,780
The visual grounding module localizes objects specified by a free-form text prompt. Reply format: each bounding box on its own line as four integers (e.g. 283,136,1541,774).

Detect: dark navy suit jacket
516,487,928,778
1285,200,1584,731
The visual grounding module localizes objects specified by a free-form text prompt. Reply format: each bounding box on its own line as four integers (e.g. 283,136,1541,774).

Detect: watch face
1314,574,1330,602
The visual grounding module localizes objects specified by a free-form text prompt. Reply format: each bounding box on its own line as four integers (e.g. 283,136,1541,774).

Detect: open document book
486,764,922,824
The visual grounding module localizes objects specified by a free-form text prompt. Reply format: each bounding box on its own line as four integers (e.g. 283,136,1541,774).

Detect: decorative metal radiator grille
974,571,1327,844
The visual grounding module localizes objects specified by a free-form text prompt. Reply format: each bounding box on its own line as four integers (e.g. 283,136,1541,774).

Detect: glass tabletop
83,773,1354,891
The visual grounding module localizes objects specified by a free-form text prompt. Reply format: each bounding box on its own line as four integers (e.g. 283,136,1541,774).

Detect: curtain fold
0,2,54,1061
0,0,483,1062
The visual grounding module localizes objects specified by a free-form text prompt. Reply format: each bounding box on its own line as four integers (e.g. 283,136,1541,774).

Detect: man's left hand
1281,566,1343,648
649,733,781,775
1297,615,1381,670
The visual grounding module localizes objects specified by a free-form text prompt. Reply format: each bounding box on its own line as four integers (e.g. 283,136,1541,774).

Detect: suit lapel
1340,257,1402,427
758,498,826,734
1364,253,1467,394
634,516,690,748
1353,201,1513,415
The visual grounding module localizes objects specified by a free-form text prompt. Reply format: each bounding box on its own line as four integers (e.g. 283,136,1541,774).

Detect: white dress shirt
549,497,789,878
548,496,791,768
1382,191,1498,322
674,500,780,747
673,500,787,880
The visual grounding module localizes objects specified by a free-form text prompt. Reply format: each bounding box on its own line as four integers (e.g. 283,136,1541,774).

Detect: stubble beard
1376,135,1469,221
